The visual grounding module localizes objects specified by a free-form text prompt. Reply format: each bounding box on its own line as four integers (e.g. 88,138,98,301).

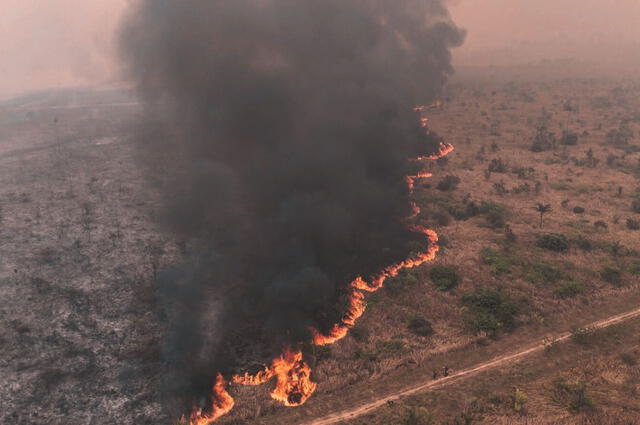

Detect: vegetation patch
523,262,563,285
536,233,570,253
554,281,586,299
480,247,518,276
428,266,460,291
552,379,594,414
407,316,434,337
601,266,623,286
461,288,520,336
436,175,461,192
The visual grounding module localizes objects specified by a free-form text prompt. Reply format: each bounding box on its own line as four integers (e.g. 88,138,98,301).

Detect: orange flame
189,374,235,425
232,367,274,386
310,104,450,343
180,105,453,422
311,288,367,345
270,348,318,406
233,349,317,406
411,142,455,161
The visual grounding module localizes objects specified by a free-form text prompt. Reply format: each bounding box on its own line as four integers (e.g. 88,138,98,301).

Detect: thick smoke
120,0,463,412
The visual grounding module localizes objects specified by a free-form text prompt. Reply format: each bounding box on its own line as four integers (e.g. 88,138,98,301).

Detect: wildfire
233,348,317,406
189,374,235,425
270,348,318,406
182,105,452,422
311,288,366,346
310,104,449,342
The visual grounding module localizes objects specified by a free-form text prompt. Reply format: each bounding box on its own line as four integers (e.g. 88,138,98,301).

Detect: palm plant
534,203,552,228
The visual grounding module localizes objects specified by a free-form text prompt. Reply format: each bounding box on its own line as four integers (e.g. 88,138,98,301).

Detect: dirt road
305,306,640,425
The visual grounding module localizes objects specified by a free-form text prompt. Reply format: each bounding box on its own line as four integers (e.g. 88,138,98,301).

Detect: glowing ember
189,374,235,425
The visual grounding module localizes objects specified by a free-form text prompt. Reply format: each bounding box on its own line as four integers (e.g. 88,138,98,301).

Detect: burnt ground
0,89,175,425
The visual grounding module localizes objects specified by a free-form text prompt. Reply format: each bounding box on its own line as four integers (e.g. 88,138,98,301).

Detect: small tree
534,203,552,228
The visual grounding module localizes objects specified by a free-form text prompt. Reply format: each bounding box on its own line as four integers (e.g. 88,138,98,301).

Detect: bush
627,218,640,230
480,247,515,276
601,266,623,286
488,158,508,173
572,206,585,214
536,233,569,253
377,339,404,352
560,130,579,146
553,379,594,414
429,266,460,291
402,407,434,425
408,316,434,337
461,288,519,335
524,262,563,285
479,201,508,228
554,281,586,299
632,198,640,214
573,236,593,251
514,388,528,413
436,175,461,192
594,220,608,230
531,126,557,152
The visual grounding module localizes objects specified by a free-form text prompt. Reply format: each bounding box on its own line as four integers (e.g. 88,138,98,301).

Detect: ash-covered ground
0,89,174,425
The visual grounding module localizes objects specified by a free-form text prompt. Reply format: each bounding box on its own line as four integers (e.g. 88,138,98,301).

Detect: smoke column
119,0,464,417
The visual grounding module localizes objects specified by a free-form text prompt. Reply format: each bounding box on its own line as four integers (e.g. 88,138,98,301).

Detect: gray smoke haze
119,0,463,412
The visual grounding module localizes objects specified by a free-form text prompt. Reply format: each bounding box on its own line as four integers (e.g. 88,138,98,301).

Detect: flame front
189,374,235,425
311,105,452,344
181,105,452,422
270,348,318,406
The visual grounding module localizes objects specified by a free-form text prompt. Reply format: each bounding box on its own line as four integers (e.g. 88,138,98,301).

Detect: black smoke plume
119,0,464,414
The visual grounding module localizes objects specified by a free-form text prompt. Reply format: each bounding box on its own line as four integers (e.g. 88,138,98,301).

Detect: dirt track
305,306,640,425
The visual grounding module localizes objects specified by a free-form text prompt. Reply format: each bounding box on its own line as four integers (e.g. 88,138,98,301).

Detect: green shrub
633,198,640,214
629,262,640,275
560,130,579,146
429,266,460,291
480,247,515,276
479,201,508,228
573,236,593,251
536,233,570,253
402,407,435,425
377,339,405,352
594,220,608,230
488,158,508,173
627,218,640,230
524,262,563,285
514,388,528,413
572,206,585,214
553,379,594,414
601,266,623,286
436,175,461,192
408,316,434,337
554,281,586,299
461,288,519,335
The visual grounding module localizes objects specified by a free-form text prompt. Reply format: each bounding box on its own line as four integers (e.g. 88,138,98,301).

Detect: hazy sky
2,0,640,98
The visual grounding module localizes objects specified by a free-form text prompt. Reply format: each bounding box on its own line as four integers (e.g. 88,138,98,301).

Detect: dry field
1,78,639,425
